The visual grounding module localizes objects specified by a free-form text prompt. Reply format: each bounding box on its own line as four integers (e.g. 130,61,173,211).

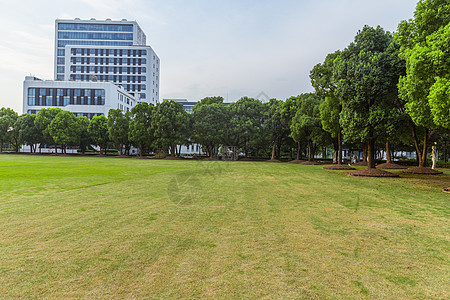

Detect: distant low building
23,76,136,118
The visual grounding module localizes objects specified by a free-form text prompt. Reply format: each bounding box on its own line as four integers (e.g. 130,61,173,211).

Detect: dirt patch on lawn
115,155,132,158
323,164,355,170
402,167,443,175
301,161,322,165
353,161,368,166
288,159,305,164
377,162,408,169
349,168,399,177
443,187,450,193
267,159,282,162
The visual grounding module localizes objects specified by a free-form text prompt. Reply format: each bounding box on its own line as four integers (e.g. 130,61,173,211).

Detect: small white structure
23,76,136,117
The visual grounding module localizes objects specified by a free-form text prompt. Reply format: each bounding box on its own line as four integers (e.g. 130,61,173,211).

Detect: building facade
23,76,136,118
55,18,159,104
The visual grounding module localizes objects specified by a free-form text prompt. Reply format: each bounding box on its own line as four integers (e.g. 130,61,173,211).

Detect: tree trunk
100,146,103,155
0,140,3,152
308,140,313,161
367,139,376,169
296,141,300,161
276,138,281,159
411,125,428,168
337,129,343,165
362,144,368,163
54,144,57,154
210,143,214,159
271,139,277,160
386,141,392,164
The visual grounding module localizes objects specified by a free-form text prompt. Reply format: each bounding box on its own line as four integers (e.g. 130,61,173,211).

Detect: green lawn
0,155,448,299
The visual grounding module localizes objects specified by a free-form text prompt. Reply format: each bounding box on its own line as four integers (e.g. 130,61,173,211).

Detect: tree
278,97,301,160
88,115,109,155
14,114,42,153
311,51,346,164
48,110,80,154
395,0,450,167
152,100,190,157
35,108,62,153
290,93,324,161
192,101,229,158
228,97,265,157
107,109,130,155
76,116,91,155
0,108,18,152
195,96,224,107
334,26,402,169
129,102,155,157
265,99,285,160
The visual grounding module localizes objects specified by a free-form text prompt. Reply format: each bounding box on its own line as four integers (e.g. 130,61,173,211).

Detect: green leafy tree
195,96,224,107
192,101,229,158
335,26,403,169
265,99,285,160
311,51,346,164
278,97,301,160
48,110,80,154
88,115,109,155
129,102,155,157
76,116,91,155
290,93,324,161
152,100,190,157
107,109,130,155
395,0,450,167
14,114,42,153
228,97,265,157
0,108,18,152
35,108,62,153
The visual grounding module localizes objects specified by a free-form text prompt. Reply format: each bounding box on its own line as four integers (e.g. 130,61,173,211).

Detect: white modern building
54,18,159,104
23,76,136,117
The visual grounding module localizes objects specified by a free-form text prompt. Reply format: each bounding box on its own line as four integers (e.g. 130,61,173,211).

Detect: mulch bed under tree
402,167,443,175
349,168,399,177
376,162,407,169
267,159,282,162
288,159,305,164
353,161,368,166
301,161,322,165
323,164,356,170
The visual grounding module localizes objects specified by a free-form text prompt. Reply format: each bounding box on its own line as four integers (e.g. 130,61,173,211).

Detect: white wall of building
23,76,136,116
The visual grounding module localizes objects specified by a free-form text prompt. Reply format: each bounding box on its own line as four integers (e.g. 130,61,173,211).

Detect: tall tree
228,97,265,157
107,109,129,155
311,51,347,165
395,0,450,167
192,101,229,158
35,108,62,153
290,94,324,161
335,26,403,169
0,108,18,152
152,100,190,157
48,110,80,154
88,115,109,155
129,102,155,157
15,114,42,153
76,116,91,155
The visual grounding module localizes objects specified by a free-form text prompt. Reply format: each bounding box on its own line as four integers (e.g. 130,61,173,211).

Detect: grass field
0,155,448,299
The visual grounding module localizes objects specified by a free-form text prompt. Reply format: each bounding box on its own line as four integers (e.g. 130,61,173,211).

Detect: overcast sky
0,0,417,113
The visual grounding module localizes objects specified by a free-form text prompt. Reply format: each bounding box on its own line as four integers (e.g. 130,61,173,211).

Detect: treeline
0,0,448,164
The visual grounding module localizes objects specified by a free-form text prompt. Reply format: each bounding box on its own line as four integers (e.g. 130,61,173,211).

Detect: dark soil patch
134,156,150,159
95,154,107,157
239,158,267,162
323,164,355,170
377,162,408,169
353,161,368,166
349,168,399,177
301,161,322,165
267,159,282,162
115,155,132,158
443,187,450,193
402,167,443,175
288,159,305,164
202,157,219,161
